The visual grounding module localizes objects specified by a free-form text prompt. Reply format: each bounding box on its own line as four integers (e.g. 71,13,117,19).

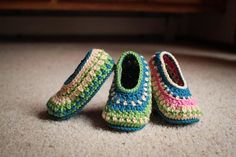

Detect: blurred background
0,0,235,48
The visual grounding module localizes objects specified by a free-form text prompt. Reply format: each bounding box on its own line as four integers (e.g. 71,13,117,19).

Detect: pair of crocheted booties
46,49,201,131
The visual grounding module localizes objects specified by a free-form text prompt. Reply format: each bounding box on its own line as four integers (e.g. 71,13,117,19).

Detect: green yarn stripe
47,59,114,117
154,95,202,119
104,99,152,127
63,52,111,96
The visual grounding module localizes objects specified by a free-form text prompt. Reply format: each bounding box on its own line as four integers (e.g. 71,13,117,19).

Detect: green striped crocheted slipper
102,51,152,131
47,49,115,119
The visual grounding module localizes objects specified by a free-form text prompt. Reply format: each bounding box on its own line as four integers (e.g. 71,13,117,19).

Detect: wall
0,16,166,36
0,0,235,45
186,0,236,45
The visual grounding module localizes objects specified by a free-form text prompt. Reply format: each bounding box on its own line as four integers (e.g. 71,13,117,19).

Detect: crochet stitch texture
149,51,202,124
102,51,152,131
47,49,115,119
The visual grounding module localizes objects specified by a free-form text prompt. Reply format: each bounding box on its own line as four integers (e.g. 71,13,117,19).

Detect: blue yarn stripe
154,52,191,98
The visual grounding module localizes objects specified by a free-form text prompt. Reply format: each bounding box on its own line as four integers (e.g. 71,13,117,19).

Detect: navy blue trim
108,124,145,132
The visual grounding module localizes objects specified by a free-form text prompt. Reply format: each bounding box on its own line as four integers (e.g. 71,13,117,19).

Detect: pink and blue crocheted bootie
149,51,202,124
47,49,114,119
102,51,152,131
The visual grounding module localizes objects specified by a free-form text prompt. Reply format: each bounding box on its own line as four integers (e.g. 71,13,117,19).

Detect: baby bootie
102,51,152,131
47,49,115,119
149,51,202,124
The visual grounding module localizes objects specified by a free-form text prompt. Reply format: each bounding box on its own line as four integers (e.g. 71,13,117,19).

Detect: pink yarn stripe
149,57,196,108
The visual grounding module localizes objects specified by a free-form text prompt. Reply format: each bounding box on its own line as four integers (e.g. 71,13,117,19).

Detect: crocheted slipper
102,51,152,131
47,49,115,119
149,51,202,124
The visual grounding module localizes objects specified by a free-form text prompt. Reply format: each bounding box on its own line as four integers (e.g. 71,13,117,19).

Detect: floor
0,42,235,157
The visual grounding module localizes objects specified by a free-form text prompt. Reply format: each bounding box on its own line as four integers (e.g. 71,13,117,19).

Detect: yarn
47,49,115,119
149,51,202,124
102,51,152,131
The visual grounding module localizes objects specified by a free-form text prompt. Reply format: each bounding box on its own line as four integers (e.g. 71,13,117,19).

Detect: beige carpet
0,42,236,157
